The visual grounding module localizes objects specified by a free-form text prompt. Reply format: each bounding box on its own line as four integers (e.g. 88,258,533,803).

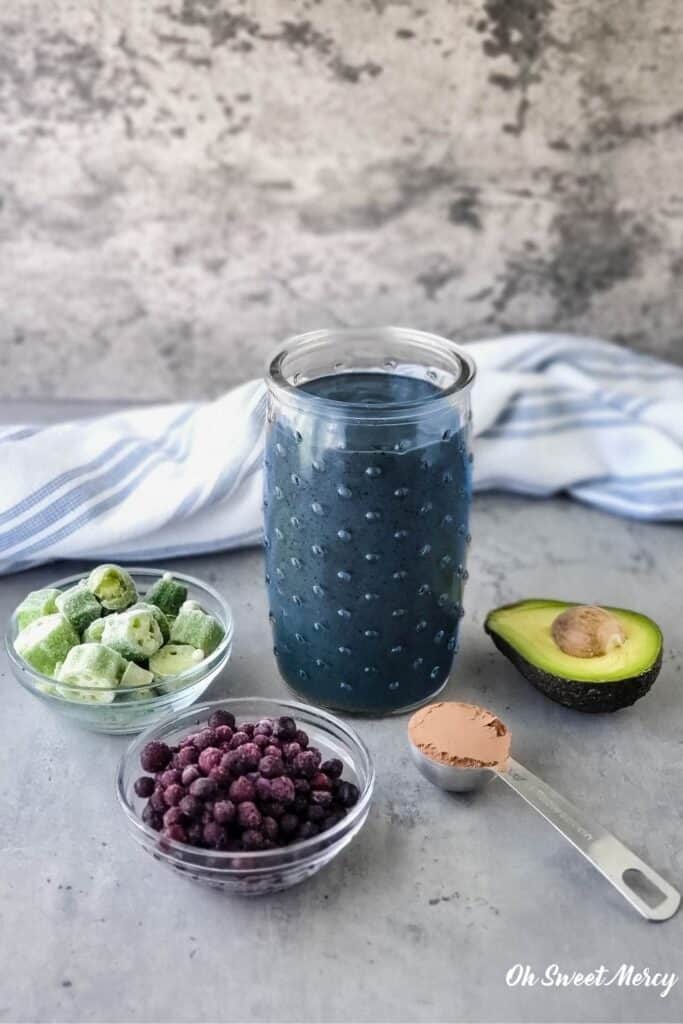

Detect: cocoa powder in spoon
408,701,511,769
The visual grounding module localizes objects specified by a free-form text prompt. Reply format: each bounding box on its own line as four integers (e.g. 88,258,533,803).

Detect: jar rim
265,327,476,420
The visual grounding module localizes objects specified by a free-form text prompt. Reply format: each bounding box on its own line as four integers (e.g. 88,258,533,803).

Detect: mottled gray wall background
1,0,683,400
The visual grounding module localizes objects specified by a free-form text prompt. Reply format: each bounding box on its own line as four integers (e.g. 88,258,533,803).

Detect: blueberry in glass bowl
117,698,375,895
5,567,233,734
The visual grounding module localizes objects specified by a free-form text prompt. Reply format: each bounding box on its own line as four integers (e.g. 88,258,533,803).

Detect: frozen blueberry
269,776,295,804
198,747,223,774
293,777,310,795
220,750,242,775
142,804,162,830
307,804,326,823
178,794,202,819
323,811,346,830
336,781,360,808
242,723,255,737
203,821,227,848
255,776,272,801
320,758,344,779
253,734,269,750
150,788,167,812
296,821,319,840
237,801,262,830
189,777,217,800
187,822,204,846
258,755,285,779
134,776,155,799
214,799,236,825
140,741,172,773
282,742,302,762
311,772,332,791
262,801,285,820
279,813,299,836
242,829,265,850
264,744,282,759
295,730,309,748
294,750,320,778
254,718,274,736
229,731,250,749
163,806,185,828
262,816,279,842
208,709,236,730
229,777,256,804
238,742,262,770
293,795,309,816
214,724,233,745
311,789,334,808
274,716,297,741
159,768,181,788
192,728,218,751
164,824,188,843
176,745,199,767
209,764,232,786
181,765,201,787
163,784,184,807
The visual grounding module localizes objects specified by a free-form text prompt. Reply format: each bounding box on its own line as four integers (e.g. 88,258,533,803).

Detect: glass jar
263,327,476,715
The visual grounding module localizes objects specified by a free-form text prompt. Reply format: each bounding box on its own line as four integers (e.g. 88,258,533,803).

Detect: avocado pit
551,605,626,659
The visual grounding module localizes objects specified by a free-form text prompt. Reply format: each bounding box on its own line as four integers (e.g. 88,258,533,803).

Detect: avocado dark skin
485,626,663,713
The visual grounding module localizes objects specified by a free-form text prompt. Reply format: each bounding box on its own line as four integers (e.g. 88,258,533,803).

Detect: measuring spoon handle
498,758,680,921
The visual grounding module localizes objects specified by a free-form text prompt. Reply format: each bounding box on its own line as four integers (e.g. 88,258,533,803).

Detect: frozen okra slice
144,572,188,618
15,588,61,630
129,602,170,642
120,661,155,688
55,584,102,635
149,643,205,677
83,618,106,643
100,607,163,663
170,601,224,654
86,564,137,611
56,643,126,703
14,613,80,676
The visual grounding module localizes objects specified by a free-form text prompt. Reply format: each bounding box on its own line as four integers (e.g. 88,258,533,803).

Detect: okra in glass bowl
117,698,375,896
5,567,233,734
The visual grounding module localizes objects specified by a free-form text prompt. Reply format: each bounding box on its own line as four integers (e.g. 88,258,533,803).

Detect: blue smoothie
264,372,472,713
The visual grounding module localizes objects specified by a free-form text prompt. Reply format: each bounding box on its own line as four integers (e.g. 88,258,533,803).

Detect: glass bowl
5,568,233,734
117,698,375,896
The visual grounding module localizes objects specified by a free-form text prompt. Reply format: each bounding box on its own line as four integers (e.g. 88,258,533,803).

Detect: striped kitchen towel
0,334,681,575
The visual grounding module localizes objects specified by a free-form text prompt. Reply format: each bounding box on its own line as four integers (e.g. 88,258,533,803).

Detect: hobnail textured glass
264,327,475,715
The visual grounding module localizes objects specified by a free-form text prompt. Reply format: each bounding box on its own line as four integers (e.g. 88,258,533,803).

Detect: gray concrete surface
2,0,683,402
1,434,682,1017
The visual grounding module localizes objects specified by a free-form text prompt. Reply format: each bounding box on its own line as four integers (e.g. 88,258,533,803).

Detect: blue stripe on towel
1,407,197,560
0,437,133,527
483,415,629,440
500,338,679,377
4,448,187,565
0,407,196,552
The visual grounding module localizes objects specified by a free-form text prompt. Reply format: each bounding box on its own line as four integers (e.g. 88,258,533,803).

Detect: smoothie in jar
264,329,475,714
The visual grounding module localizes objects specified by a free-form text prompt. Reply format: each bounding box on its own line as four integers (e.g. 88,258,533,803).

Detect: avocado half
484,599,663,713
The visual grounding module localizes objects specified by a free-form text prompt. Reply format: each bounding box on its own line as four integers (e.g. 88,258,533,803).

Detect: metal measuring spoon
409,707,680,922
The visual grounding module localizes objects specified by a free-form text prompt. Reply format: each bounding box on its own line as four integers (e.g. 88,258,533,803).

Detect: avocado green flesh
485,600,661,683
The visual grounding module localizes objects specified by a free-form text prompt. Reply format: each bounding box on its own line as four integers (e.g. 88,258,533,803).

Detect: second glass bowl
5,568,234,734
117,698,375,895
